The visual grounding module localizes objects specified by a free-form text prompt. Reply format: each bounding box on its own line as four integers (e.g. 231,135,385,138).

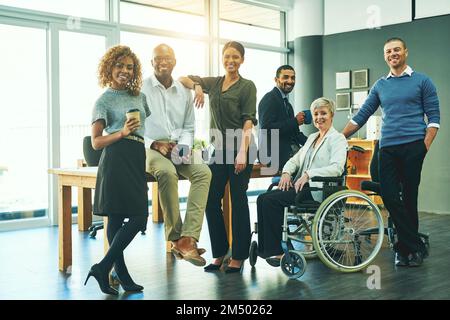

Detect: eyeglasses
153,56,174,63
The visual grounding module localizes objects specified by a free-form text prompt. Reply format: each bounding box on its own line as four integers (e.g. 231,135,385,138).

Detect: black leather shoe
394,252,409,267
408,251,424,267
266,257,281,267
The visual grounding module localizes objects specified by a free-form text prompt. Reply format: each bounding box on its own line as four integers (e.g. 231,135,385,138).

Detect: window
219,0,282,46
238,48,283,105
0,0,106,21
59,31,107,168
120,31,207,79
120,1,206,36
0,23,48,221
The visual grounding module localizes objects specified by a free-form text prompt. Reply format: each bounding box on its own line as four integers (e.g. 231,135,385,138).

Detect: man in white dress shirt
142,44,211,266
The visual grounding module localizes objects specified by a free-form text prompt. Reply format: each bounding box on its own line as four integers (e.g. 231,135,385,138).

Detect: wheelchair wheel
249,241,258,267
312,190,384,273
280,250,307,279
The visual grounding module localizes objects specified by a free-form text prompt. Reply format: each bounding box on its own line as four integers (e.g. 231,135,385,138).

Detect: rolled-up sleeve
240,81,258,126
188,75,217,94
92,99,107,126
422,77,440,127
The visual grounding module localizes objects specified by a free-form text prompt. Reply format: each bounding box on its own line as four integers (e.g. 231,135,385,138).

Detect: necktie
284,97,301,147
283,97,293,117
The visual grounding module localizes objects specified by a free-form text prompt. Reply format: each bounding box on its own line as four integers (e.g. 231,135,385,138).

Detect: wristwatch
193,82,200,89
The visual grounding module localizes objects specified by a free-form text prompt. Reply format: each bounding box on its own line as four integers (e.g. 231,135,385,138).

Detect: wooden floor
1,197,449,300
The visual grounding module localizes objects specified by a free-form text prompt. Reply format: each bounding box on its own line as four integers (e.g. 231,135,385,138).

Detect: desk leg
152,182,164,223
223,182,232,247
58,184,72,272
103,217,109,253
166,241,172,253
77,187,92,231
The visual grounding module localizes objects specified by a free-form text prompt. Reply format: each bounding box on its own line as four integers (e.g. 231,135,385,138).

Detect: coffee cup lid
127,108,139,113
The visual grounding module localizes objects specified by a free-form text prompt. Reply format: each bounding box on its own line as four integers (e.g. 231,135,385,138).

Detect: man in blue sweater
342,37,440,267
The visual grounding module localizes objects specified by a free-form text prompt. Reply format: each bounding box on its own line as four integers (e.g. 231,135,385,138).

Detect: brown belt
123,135,144,144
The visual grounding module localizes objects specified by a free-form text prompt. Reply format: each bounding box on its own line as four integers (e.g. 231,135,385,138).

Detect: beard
280,83,294,94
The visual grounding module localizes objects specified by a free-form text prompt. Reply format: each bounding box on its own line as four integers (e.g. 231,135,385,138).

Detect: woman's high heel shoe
224,259,245,274
204,263,221,272
116,273,144,292
84,264,118,295
204,256,230,272
118,279,144,292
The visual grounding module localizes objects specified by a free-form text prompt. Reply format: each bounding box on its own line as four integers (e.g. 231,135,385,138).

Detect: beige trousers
146,148,211,241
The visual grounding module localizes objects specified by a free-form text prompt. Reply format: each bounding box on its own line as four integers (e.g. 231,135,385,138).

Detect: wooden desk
49,163,273,272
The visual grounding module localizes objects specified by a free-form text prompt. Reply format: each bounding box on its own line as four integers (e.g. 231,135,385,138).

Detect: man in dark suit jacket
258,65,309,173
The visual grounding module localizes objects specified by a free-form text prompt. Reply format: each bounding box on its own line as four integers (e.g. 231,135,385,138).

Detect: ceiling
124,0,281,30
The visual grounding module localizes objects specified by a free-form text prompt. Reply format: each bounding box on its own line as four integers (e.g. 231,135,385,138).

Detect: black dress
93,136,148,217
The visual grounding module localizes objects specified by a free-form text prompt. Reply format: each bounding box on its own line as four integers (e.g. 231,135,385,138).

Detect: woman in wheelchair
256,97,348,267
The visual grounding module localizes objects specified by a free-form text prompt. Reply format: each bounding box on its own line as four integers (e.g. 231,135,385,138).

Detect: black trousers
256,187,313,258
379,139,427,255
205,152,253,260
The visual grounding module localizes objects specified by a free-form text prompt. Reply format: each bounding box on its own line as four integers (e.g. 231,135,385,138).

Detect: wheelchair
249,146,385,279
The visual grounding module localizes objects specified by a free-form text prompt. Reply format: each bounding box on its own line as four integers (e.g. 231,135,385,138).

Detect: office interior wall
293,36,323,136
324,0,412,35
416,0,450,18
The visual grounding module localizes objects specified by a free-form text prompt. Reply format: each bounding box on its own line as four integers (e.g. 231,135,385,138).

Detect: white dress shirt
142,74,195,148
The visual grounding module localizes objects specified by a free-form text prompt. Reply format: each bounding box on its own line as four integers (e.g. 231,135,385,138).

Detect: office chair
82,136,104,238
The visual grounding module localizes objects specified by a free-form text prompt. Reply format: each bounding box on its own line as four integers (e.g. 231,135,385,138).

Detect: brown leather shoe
172,247,206,266
171,246,183,260
172,247,206,258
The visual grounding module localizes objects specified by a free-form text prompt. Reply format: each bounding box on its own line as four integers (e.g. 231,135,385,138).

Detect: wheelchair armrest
360,180,381,194
310,176,344,184
267,182,278,191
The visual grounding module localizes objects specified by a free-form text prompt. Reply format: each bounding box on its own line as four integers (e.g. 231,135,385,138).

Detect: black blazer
258,87,308,172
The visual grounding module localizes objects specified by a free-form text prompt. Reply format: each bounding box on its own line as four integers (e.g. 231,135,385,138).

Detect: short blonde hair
310,97,335,116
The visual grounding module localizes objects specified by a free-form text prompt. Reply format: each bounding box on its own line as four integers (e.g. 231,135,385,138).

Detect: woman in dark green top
180,41,257,273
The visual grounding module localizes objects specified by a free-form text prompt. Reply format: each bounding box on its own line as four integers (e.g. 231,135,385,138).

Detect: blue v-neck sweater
352,72,440,148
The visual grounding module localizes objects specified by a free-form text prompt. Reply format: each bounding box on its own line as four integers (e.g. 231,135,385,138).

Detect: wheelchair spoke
313,190,384,272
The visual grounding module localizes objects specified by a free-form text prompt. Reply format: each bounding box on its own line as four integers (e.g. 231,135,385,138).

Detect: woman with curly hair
84,45,151,295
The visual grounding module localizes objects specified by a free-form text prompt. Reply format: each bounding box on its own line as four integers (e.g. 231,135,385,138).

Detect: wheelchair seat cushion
294,199,320,209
